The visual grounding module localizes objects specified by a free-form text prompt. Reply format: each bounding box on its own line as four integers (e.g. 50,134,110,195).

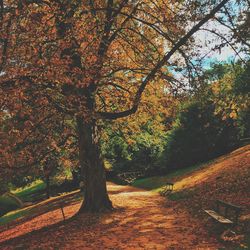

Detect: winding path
0,183,221,249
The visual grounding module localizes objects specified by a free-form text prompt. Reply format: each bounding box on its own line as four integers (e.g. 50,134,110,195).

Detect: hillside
133,145,249,207
133,144,250,247
0,145,249,249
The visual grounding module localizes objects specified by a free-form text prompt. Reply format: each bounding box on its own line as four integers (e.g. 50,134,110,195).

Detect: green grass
0,180,46,220
0,195,21,217
132,161,212,191
168,190,195,201
0,189,82,226
0,178,77,224
0,208,29,225
13,180,46,202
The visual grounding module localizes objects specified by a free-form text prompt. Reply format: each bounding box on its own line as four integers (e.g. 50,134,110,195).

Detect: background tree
41,154,60,199
160,59,249,171
101,80,179,175
162,100,239,170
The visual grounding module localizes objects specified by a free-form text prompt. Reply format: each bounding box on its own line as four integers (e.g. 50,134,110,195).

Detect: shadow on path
0,183,221,249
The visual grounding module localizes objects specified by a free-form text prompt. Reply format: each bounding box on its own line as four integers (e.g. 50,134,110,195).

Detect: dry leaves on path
0,183,222,250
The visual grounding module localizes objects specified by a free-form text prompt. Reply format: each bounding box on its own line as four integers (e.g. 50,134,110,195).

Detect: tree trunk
77,117,112,213
46,175,50,199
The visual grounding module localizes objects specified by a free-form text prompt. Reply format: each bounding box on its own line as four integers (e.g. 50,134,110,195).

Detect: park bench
117,171,144,184
204,200,242,225
160,182,174,196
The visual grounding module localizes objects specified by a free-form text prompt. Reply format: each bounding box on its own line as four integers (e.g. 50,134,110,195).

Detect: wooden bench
204,200,242,225
160,182,174,196
117,171,144,184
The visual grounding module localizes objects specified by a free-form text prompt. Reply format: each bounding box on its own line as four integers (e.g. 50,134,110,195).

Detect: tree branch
98,0,230,120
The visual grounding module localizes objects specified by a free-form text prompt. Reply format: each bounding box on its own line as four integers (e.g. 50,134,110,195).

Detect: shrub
162,101,239,171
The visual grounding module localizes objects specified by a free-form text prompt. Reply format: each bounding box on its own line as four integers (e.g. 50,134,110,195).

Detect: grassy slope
133,144,250,248
0,177,81,226
0,181,45,225
132,145,250,198
132,160,214,191
0,180,46,218
14,180,46,202
0,196,21,217
1,146,249,246
0,190,81,226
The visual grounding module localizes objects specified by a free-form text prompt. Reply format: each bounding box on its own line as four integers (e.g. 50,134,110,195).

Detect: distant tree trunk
77,116,112,213
45,175,50,199
71,167,80,187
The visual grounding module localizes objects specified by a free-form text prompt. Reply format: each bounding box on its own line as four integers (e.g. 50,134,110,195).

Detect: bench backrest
216,200,242,223
165,183,174,190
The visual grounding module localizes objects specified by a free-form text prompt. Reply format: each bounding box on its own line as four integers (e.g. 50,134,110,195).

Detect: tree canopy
0,0,248,211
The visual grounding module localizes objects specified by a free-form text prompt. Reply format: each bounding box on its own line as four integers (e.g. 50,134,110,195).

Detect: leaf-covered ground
0,183,222,249
0,145,249,249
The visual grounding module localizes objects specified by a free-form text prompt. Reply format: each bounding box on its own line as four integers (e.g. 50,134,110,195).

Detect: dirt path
0,183,222,249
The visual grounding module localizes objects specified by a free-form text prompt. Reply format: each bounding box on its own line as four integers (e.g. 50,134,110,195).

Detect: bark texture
45,175,50,199
77,117,112,213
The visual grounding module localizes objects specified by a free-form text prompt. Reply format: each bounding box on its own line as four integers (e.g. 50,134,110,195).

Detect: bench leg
60,206,66,221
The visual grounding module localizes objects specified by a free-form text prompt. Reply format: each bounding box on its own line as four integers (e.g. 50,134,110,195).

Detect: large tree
1,0,241,212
